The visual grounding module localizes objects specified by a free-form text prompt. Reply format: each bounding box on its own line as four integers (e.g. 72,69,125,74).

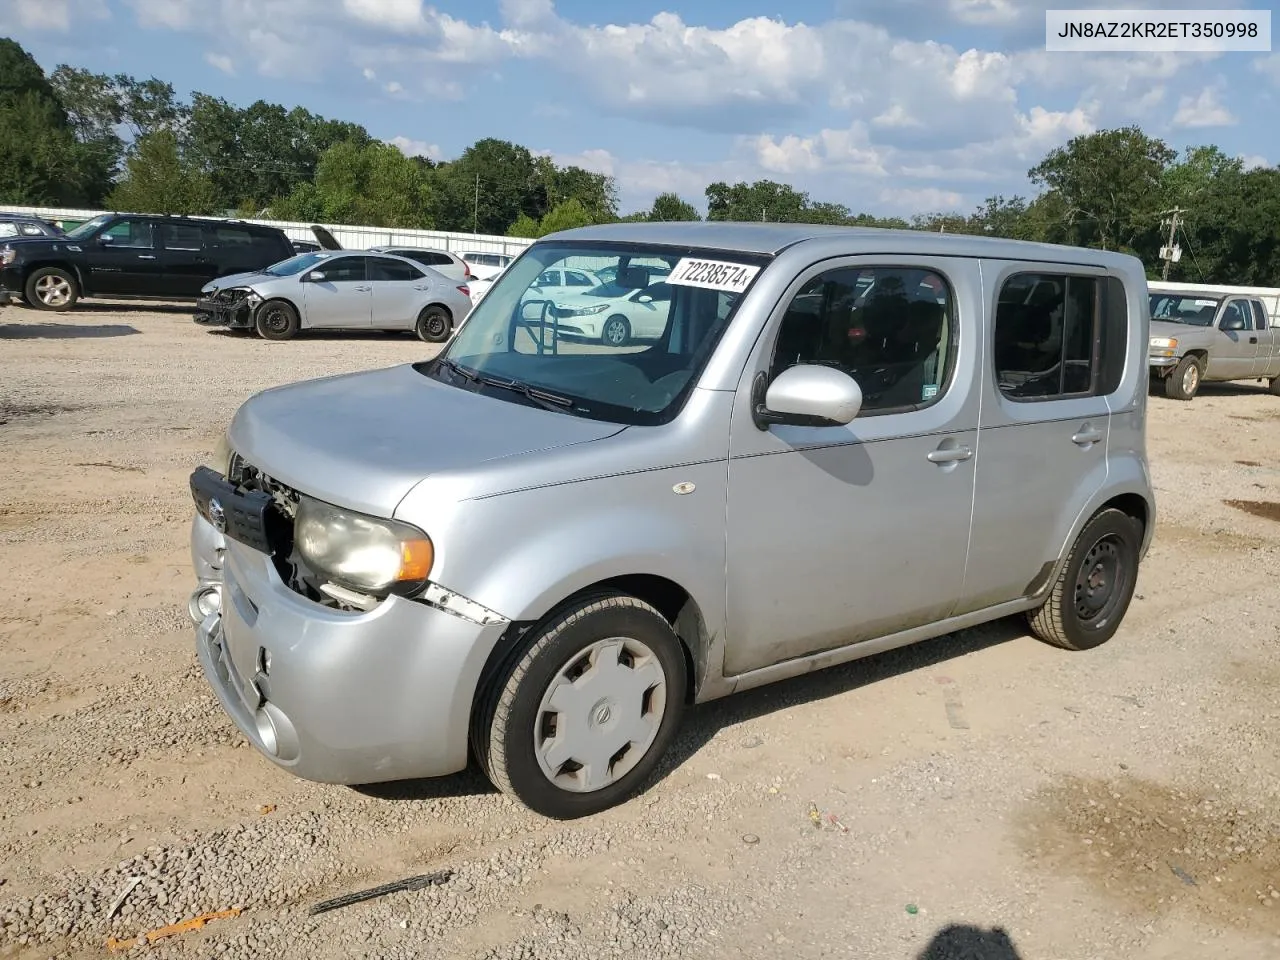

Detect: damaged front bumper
194,291,260,329
187,510,515,785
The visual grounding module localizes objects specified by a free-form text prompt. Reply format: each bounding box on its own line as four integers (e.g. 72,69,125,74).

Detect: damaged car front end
195,285,264,329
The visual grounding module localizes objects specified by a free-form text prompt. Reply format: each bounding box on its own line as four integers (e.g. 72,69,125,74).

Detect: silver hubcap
1183,363,1199,393
35,275,71,306
534,637,667,793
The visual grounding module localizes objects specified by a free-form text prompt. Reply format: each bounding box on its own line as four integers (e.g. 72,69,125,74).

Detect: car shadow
918,924,1024,959
0,321,139,339
70,301,194,315
1149,379,1272,398
354,616,1027,805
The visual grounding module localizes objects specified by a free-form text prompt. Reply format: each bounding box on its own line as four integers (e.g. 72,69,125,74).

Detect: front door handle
928,445,973,463
1072,427,1103,445
1249,336,1258,343
137,254,156,260
354,285,371,292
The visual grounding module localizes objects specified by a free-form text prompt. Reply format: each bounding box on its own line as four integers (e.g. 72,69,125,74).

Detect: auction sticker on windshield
667,257,761,293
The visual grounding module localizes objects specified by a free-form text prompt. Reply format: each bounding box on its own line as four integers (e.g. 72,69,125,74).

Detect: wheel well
22,260,82,289
423,303,453,321
478,575,706,709
1184,349,1208,364
257,296,300,316
1100,492,1148,534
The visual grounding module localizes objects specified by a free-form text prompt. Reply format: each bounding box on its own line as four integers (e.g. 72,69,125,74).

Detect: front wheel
1164,355,1201,400
416,306,452,343
1027,508,1142,651
25,267,79,311
600,315,630,347
476,593,688,819
254,300,300,341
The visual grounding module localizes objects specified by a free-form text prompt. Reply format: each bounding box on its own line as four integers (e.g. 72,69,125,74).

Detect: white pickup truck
1147,281,1280,400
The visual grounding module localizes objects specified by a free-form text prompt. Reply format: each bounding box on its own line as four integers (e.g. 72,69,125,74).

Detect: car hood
202,270,270,293
1149,319,1212,340
227,362,626,517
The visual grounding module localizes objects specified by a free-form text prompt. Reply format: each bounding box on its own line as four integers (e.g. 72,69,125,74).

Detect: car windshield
1149,293,1219,325
62,214,112,241
264,252,329,277
419,241,768,425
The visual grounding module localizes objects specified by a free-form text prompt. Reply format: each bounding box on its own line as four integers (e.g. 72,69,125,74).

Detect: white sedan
543,280,675,346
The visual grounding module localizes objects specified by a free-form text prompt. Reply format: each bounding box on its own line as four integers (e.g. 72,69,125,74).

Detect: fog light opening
254,707,280,757
188,584,222,624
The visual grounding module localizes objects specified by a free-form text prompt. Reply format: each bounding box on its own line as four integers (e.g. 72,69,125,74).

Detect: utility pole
1159,207,1184,281
473,175,480,235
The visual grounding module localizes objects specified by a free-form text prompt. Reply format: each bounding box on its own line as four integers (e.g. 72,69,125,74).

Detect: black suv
0,213,295,310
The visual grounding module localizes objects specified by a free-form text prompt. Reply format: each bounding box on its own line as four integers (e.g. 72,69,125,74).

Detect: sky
5,0,1279,218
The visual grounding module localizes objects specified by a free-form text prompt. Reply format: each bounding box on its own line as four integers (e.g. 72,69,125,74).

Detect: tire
600,315,630,347
254,300,300,341
476,592,688,819
24,267,79,311
1269,377,1280,397
1027,508,1142,651
1164,355,1201,400
415,306,452,343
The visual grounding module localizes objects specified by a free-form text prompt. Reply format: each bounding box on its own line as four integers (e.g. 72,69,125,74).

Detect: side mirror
637,294,654,304
306,271,326,283
752,364,863,430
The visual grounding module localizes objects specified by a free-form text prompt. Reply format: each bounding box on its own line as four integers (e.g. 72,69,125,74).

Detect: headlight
554,303,609,318
294,496,434,596
0,247,14,265
1149,337,1178,349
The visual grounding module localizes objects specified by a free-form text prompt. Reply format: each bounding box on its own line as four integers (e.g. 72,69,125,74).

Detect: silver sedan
194,251,474,343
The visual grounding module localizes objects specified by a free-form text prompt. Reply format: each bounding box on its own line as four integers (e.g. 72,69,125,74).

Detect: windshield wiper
438,357,480,384
477,375,577,413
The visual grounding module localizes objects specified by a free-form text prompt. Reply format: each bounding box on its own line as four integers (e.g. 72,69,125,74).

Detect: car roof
370,245,457,256
542,220,1143,269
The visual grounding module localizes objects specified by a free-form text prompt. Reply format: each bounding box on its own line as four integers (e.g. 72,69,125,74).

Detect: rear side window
993,272,1127,400
370,257,425,282
0,223,16,237
1250,300,1268,330
161,224,204,250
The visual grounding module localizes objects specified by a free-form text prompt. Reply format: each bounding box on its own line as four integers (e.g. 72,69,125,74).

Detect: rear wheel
1164,355,1201,400
1269,377,1280,397
24,267,79,311
416,306,452,343
476,593,687,819
1027,508,1142,651
254,300,299,341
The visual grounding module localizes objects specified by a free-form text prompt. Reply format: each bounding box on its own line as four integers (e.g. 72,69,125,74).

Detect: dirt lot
1,302,1278,960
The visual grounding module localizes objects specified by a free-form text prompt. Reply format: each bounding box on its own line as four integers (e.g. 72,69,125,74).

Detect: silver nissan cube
188,222,1155,819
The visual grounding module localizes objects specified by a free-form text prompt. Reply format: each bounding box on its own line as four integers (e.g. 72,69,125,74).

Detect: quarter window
770,265,955,414
994,272,1128,400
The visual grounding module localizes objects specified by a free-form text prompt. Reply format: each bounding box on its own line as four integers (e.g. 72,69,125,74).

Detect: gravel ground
1,301,1279,960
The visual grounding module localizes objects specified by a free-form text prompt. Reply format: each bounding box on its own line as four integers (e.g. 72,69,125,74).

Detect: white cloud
1239,154,1269,171
362,67,377,80
878,186,965,211
204,52,235,75
342,0,425,32
1255,54,1280,84
384,81,403,94
388,136,442,160
1172,87,1236,128
12,0,108,30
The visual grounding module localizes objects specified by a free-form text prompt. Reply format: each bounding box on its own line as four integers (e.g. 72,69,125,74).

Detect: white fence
0,205,536,258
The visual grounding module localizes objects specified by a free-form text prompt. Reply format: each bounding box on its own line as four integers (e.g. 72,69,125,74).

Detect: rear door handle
927,445,972,463
1249,336,1258,343
1072,427,1103,445
354,285,371,292
137,254,156,260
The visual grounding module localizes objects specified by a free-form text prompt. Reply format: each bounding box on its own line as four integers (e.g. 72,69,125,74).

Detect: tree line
2,38,1276,284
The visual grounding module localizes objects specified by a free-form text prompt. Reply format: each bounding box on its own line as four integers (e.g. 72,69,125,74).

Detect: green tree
274,140,433,227
706,179,811,222
433,139,547,234
107,129,217,215
1028,126,1176,250
507,213,541,238
0,39,100,205
646,192,700,221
